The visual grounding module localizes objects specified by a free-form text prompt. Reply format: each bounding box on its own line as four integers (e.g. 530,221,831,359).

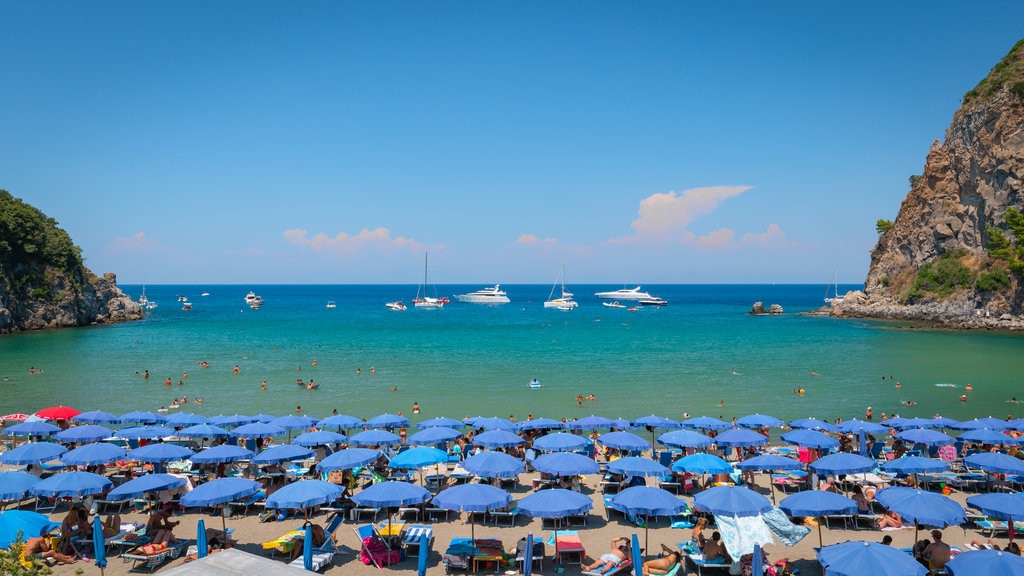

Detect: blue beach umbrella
788,418,836,432
880,456,949,475
658,429,714,449
119,411,168,425
781,429,840,450
30,471,113,499
430,483,512,540
883,417,937,431
250,414,277,424
407,427,461,446
631,533,643,576
0,510,60,548
607,418,636,430
522,533,535,576
607,456,670,477
736,454,803,471
966,492,1024,521
874,486,966,541
349,429,403,447
955,417,1012,431
72,410,120,425
957,428,1019,445
352,480,430,508
531,452,601,477
735,414,785,429
817,540,928,576
55,425,114,443
673,453,733,475
93,513,107,574
473,429,525,448
176,424,233,440
609,485,687,550
565,415,615,430
834,419,889,435
366,413,410,429
779,490,857,547
518,489,592,547
303,521,313,570
292,430,347,447
266,480,344,512
418,531,429,576
947,549,1024,576
682,416,731,431
116,425,174,440
190,444,255,464
0,441,66,465
632,415,682,430
128,443,195,464
107,473,186,501
894,428,955,447
318,414,363,430
416,416,466,429
597,431,651,452
271,415,319,431
532,432,588,452
930,416,961,429
693,485,772,517
715,428,770,448
471,417,516,431
231,422,285,439
165,412,208,427
0,471,42,501
196,518,208,559
315,448,382,472
4,421,60,436
180,477,262,531
965,452,1024,475
809,453,875,476
389,447,449,469
60,442,129,466
462,451,525,478
251,444,315,466
208,414,255,428
517,418,564,431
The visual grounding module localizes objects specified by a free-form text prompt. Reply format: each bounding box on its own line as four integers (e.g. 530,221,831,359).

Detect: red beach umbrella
2,414,30,421
35,406,81,420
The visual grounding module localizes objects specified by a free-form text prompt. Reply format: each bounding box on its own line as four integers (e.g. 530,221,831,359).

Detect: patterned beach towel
716,514,774,558
762,507,809,546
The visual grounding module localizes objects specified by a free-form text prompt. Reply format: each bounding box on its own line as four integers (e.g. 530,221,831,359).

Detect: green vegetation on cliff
903,250,1011,303
964,38,1024,104
0,190,87,300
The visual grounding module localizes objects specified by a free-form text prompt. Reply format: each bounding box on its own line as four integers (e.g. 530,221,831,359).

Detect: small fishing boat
326,301,336,309
386,301,407,311
602,301,626,309
529,378,542,389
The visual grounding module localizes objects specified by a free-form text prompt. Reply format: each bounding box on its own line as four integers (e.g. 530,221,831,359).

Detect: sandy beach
13,460,1005,576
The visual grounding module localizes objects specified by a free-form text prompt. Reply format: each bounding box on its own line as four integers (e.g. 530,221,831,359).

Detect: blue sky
2,2,1023,285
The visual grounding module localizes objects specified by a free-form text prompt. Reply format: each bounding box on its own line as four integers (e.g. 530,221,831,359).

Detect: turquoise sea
2,284,1024,426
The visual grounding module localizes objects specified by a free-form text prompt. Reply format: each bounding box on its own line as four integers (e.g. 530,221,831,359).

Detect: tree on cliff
0,190,87,298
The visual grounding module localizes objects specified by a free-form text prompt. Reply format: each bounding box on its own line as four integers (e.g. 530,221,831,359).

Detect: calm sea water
2,284,1023,426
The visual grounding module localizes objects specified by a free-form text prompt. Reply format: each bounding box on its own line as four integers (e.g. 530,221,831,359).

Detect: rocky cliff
0,191,143,333
830,40,1024,329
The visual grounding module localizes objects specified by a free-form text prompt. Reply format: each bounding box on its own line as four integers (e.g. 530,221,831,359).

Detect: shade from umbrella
388,447,449,469
597,431,651,452
607,456,670,478
60,442,130,466
270,415,319,431
715,428,770,448
965,452,1024,475
682,416,732,431
0,510,61,548
894,428,955,447
35,406,81,420
781,429,840,450
531,452,601,477
817,541,928,576
0,471,42,501
966,493,1024,521
735,455,803,471
107,473,187,501
416,416,466,429
0,441,67,465
946,548,1024,575
315,448,382,472
632,415,682,430
809,453,876,476
54,425,114,443
115,425,175,440
532,432,588,452
72,411,120,425
93,513,107,573
565,416,615,430
197,518,208,560
128,443,195,464
693,485,772,517
473,429,525,448
266,480,344,511
251,444,315,466
318,414,363,429
735,414,785,429
672,453,733,475
231,422,286,439
190,444,255,464
348,429,403,447
365,413,411,429
657,429,714,449
462,451,525,478
880,457,949,475
165,412,208,427
5,421,60,436
873,487,966,528
180,477,262,507
407,427,461,446
119,411,168,425
207,414,256,428
788,418,836,432
517,418,565,431
176,424,233,439
30,471,113,499
351,481,430,508
958,428,1019,445
834,419,889,435
470,417,516,431
291,430,347,447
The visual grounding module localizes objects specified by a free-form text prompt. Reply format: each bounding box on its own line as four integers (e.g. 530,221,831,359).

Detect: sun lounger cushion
288,551,334,571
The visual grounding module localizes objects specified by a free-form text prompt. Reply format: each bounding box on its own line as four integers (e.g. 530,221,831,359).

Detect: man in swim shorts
582,537,630,574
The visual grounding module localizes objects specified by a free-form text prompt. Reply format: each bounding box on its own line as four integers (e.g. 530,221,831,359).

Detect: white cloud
106,232,165,252
741,223,787,247
517,234,557,247
693,224,789,251
609,185,752,244
283,227,424,254
696,228,737,249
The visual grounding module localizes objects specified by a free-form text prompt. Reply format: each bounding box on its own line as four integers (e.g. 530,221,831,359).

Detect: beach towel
761,507,809,547
716,514,774,558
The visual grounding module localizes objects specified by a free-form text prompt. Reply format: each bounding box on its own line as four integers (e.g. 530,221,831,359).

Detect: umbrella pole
644,514,650,554
817,519,823,548
913,520,919,544
221,507,227,533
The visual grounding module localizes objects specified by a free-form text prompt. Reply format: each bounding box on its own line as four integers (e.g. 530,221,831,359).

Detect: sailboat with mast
544,262,578,310
824,269,844,305
413,252,447,309
138,280,157,310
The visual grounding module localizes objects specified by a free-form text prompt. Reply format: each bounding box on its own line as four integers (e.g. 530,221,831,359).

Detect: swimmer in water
965,383,974,392
810,371,821,377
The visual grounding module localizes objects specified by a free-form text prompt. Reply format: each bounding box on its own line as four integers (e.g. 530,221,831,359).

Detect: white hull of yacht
594,287,652,300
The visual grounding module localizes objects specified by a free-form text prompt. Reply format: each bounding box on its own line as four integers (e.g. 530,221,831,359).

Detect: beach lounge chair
122,541,186,572
679,549,730,576
443,537,474,574
546,530,585,564
581,557,632,576
356,524,400,568
228,489,266,517
514,537,545,573
402,525,434,558
489,499,518,526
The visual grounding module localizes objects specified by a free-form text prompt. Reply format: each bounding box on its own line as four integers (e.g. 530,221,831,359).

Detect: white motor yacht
639,296,668,306
386,301,407,311
594,286,652,300
454,285,510,304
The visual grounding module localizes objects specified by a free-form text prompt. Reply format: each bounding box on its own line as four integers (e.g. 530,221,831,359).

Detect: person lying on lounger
642,544,680,576
582,536,630,575
876,509,902,529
